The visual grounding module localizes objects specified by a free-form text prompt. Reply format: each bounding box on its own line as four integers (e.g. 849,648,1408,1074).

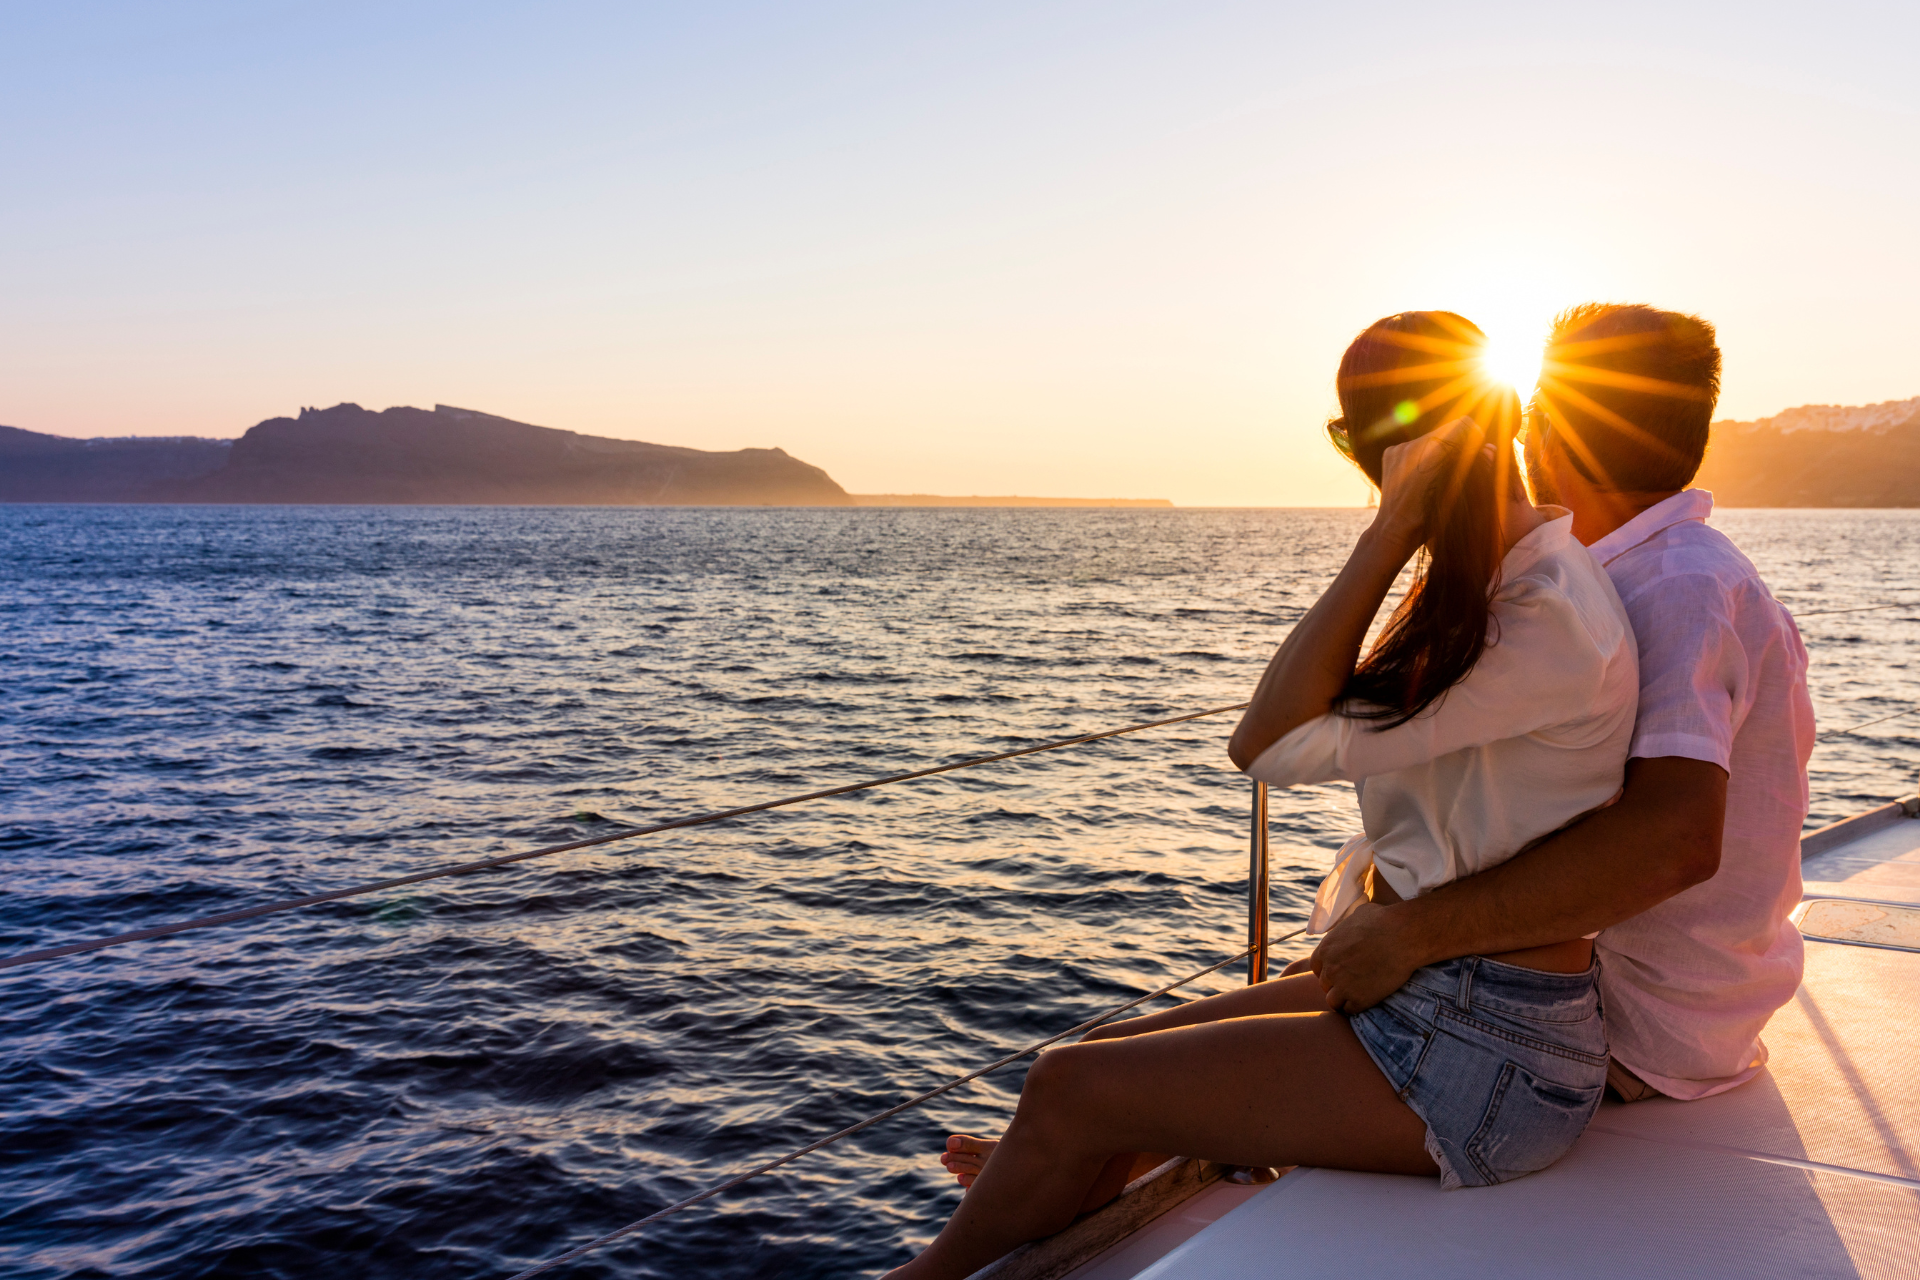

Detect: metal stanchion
1247,780,1270,986
1227,779,1283,1187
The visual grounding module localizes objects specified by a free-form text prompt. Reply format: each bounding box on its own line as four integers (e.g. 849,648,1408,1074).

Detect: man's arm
1307,755,1726,1012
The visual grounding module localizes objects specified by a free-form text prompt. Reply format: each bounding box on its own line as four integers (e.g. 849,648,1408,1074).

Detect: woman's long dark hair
1326,311,1524,728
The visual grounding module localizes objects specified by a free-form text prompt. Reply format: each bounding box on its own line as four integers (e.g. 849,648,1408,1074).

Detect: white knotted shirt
1245,512,1639,936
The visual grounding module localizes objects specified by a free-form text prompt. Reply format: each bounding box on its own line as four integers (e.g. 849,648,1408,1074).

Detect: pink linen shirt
1589,489,1815,1099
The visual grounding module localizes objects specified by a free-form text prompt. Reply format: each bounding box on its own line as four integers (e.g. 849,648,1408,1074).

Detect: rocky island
1,403,851,506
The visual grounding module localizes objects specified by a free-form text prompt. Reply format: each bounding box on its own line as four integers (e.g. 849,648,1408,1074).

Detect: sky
2,1,1916,506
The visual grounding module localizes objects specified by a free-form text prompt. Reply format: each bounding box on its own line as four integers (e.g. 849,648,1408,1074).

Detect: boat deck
1038,794,1920,1280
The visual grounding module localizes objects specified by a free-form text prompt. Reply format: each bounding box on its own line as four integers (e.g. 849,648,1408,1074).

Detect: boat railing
1248,780,1271,985
13,673,1917,1276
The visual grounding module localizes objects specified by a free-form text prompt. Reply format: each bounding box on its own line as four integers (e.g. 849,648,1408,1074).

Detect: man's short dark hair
1532,303,1722,492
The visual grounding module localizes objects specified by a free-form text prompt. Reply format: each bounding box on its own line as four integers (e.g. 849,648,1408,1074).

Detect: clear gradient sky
3,2,1916,505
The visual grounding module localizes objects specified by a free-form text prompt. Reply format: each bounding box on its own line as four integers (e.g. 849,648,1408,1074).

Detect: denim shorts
1349,955,1608,1189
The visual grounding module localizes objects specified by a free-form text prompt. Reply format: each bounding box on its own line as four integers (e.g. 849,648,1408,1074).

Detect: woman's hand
1367,415,1488,558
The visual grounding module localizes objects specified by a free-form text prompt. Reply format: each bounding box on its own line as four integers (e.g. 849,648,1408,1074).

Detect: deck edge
968,1157,1227,1280
1800,800,1917,859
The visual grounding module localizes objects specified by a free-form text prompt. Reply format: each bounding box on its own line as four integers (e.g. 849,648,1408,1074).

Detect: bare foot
938,1135,1166,1213
938,1134,998,1188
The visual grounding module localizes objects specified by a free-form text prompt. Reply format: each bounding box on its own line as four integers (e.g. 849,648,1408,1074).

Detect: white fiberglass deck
1070,801,1920,1280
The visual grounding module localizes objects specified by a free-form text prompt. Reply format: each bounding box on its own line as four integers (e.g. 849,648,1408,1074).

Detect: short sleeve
1246,580,1615,786
1620,575,1746,769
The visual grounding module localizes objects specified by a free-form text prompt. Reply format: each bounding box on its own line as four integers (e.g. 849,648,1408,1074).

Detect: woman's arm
1225,524,1414,769
1227,422,1475,770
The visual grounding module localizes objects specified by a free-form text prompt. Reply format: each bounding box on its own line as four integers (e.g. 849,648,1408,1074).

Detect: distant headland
1,403,855,506
0,403,1177,508
0,403,1185,508
1693,396,1920,507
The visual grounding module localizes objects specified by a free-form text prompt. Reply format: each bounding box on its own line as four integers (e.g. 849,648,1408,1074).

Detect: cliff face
0,426,232,501
3,404,851,506
1694,397,1920,507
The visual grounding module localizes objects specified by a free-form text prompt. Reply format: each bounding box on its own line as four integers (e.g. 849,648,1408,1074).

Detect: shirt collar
1500,508,1576,579
1587,488,1714,567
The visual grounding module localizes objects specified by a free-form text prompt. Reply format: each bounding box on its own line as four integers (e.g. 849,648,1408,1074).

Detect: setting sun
1480,330,1543,399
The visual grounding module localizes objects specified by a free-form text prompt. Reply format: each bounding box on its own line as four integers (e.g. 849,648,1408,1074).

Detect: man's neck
1564,486,1682,547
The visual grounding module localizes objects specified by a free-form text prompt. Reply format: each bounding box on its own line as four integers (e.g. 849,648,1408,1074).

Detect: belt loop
1457,957,1476,1011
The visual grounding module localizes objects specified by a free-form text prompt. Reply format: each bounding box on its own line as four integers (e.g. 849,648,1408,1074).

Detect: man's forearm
1390,756,1728,964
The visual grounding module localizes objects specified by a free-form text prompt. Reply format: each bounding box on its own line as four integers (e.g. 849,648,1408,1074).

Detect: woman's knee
1020,1045,1100,1116
1014,1045,1110,1153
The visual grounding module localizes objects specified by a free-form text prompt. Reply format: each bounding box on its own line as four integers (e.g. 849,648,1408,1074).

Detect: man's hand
1287,757,1728,1014
1309,901,1424,1014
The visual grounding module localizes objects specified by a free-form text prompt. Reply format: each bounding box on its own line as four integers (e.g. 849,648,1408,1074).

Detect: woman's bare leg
893,1003,1433,1280
938,973,1332,1189
1079,970,1334,1039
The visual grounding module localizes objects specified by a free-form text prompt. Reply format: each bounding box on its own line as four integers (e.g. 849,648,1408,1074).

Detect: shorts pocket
1349,1000,1432,1095
1462,1062,1604,1186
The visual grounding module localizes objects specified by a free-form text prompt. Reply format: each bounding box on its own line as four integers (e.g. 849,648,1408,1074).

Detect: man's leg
895,1004,1434,1280
1606,1057,1666,1103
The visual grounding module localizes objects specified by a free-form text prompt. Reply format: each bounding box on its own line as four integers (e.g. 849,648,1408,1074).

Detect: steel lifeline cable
503,929,1308,1280
0,702,1251,971
1792,601,1917,617
1818,701,1920,741
1792,601,1920,739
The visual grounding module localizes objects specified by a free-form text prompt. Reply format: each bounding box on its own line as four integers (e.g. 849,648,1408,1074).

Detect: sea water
2,505,1915,1278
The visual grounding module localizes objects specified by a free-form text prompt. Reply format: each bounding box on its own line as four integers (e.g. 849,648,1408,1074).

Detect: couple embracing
887,303,1814,1279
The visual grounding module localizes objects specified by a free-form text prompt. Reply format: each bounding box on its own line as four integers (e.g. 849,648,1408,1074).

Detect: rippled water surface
3,505,1916,1279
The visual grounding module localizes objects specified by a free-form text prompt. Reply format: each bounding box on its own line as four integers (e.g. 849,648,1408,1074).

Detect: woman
886,311,1637,1279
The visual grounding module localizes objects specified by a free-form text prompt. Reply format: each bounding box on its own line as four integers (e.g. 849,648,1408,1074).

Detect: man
1307,302,1815,1101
